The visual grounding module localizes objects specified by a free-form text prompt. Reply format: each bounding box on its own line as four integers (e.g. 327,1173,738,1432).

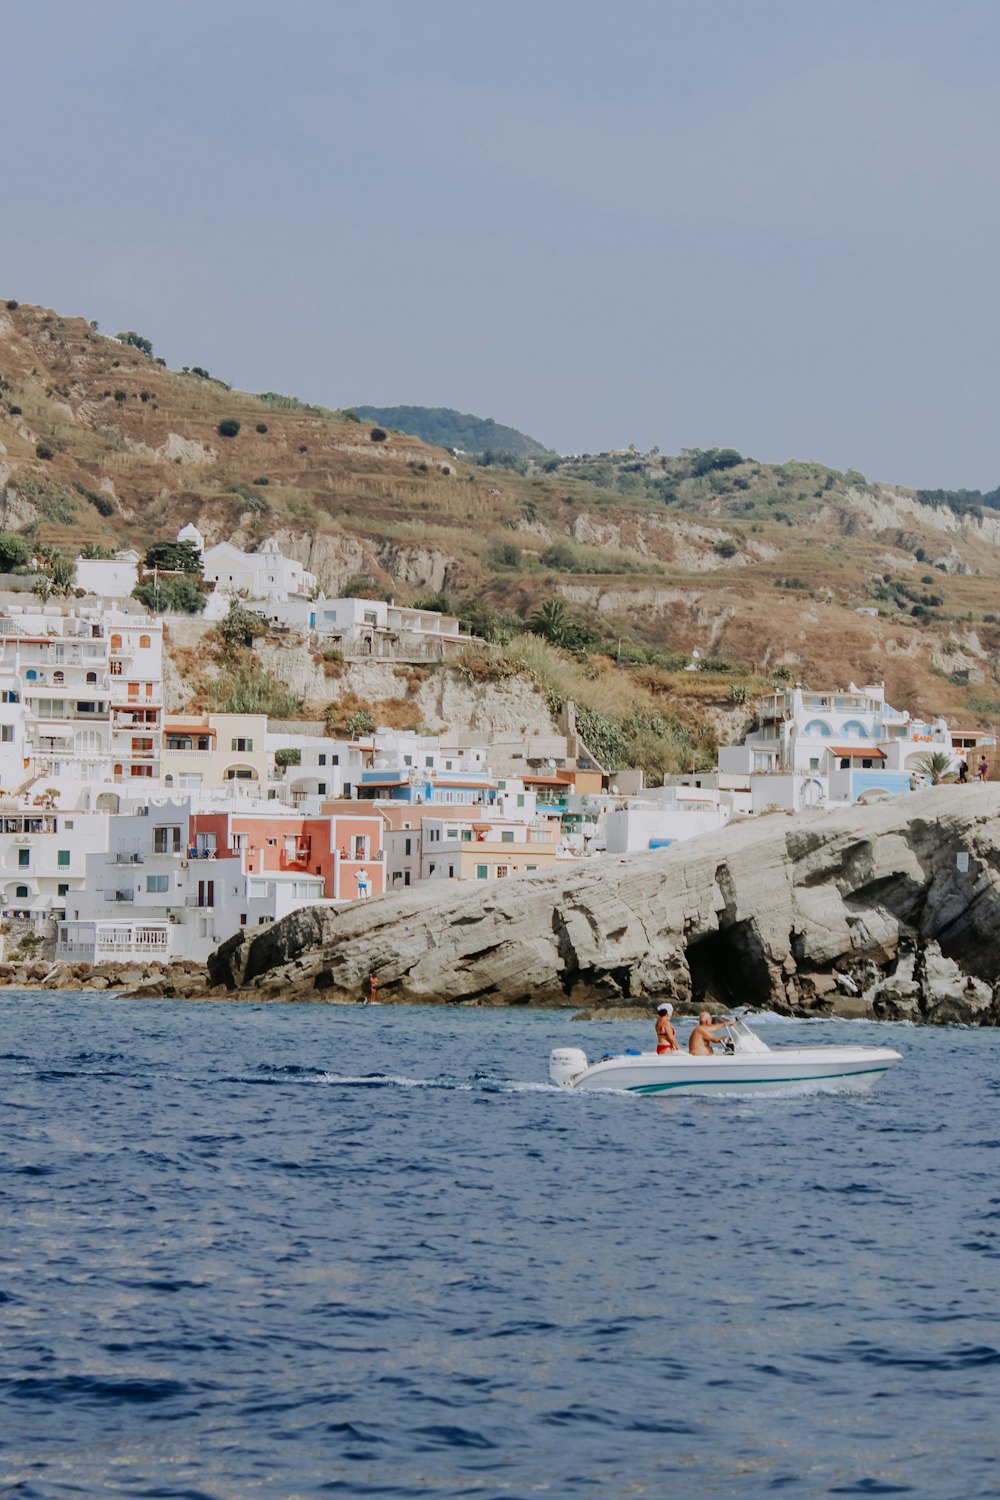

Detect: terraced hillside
3,298,1000,742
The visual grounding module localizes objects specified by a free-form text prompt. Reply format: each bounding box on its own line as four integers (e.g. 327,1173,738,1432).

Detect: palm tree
529,599,574,648
913,750,953,785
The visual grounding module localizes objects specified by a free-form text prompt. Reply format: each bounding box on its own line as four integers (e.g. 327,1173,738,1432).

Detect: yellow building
162,713,269,793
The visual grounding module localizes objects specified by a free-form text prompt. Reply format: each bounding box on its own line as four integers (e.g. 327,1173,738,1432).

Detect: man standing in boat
655,1002,678,1053
688,1009,733,1056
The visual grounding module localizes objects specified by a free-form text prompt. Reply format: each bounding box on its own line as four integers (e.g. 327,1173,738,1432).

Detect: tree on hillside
528,598,596,653
133,574,207,614
218,597,266,648
116,330,154,355
0,532,31,572
144,540,203,574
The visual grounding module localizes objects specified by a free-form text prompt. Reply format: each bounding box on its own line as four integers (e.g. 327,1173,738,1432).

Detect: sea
1,990,998,1500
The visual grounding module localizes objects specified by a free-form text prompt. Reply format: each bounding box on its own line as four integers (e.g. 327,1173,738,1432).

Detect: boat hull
565,1046,901,1098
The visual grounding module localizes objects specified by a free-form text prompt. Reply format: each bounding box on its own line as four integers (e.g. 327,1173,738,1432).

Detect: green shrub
218,598,265,647
214,664,303,717
217,419,241,438
370,427,388,442
133,574,207,614
0,532,31,571
489,539,522,569
113,390,127,403
5,299,18,310
35,441,54,460
255,423,268,433
345,708,375,736
275,747,301,767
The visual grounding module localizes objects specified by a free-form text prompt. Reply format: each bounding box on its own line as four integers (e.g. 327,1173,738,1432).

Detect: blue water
1,993,998,1499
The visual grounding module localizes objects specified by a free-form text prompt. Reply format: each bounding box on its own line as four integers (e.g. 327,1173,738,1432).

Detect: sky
2,0,999,488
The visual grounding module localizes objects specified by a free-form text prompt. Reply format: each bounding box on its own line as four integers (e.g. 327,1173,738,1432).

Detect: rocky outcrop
0,958,206,996
206,786,1000,1024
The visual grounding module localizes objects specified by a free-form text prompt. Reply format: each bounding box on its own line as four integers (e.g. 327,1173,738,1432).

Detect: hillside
4,297,1000,770
348,405,553,458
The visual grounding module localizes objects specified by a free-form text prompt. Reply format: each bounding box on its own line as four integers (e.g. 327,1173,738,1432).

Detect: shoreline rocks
202,786,1000,1026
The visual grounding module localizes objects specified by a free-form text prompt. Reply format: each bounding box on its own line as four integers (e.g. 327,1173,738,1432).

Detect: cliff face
208,786,1000,1024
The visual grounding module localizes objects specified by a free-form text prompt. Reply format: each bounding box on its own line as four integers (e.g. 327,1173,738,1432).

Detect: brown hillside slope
2,299,1000,732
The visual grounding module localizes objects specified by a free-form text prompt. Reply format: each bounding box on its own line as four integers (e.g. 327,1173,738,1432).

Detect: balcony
112,853,144,865
184,897,214,910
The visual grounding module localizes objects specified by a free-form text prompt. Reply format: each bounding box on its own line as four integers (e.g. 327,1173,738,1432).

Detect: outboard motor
549,1047,588,1087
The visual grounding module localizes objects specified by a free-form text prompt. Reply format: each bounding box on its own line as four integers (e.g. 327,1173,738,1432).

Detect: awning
830,745,886,758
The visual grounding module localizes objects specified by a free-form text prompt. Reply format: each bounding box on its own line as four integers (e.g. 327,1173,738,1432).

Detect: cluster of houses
0,528,990,971
75,526,474,661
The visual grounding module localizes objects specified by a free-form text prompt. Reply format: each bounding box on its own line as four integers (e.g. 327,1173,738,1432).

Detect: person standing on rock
655,1002,678,1053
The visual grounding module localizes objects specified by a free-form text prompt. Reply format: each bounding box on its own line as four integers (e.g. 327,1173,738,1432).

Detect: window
317,782,327,795
146,874,169,892
353,835,369,860
153,825,182,854
110,634,122,652
57,883,69,897
86,672,97,684
1,690,19,703
496,865,510,878
231,738,253,752
167,736,193,750
476,865,488,879
15,884,29,899
403,871,411,886
64,820,74,830
501,831,514,844
425,756,433,768
461,829,472,842
53,671,64,685
57,850,70,867
0,725,13,743
18,849,29,867
404,837,411,856
318,754,326,766
139,635,151,648
516,794,525,808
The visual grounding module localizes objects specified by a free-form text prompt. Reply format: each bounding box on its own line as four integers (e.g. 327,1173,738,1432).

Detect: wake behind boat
549,1017,901,1098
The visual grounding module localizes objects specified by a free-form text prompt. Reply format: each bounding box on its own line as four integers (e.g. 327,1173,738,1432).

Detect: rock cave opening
685,924,773,1011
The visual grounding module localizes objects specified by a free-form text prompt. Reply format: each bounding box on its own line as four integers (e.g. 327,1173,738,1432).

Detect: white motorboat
549,1017,901,1098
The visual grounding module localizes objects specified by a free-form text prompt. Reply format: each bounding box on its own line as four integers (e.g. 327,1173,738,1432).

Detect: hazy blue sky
2,0,998,487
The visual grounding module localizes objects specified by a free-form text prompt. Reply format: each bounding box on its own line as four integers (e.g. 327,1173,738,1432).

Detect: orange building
189,804,385,902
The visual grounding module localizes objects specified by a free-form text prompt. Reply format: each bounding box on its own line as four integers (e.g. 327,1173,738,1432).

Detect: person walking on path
978,758,990,782
958,758,969,783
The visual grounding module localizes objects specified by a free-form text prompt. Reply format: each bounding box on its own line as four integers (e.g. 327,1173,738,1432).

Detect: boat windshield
726,1017,770,1054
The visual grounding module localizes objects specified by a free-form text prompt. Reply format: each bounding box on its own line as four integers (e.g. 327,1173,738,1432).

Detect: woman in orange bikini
655,1002,678,1053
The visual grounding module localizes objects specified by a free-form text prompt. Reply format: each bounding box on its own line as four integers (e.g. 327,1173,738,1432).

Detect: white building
0,806,110,934
252,596,479,659
700,681,965,811
0,604,164,801
74,550,140,600
604,787,730,854
202,537,317,603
